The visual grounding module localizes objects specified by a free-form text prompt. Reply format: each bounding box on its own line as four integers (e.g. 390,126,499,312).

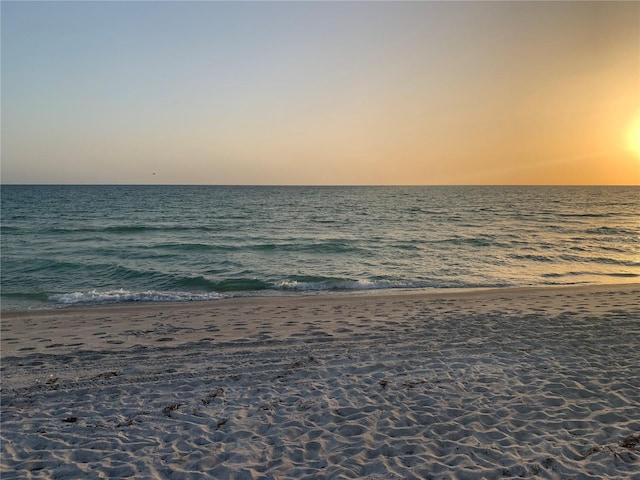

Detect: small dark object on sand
216,418,228,429
620,434,640,450
210,387,224,398
163,404,183,416
92,371,118,380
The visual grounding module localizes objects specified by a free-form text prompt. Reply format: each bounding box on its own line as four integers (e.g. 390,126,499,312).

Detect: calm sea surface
1,185,638,310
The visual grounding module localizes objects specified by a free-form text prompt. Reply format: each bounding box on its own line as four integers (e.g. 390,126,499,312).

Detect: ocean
1,185,638,310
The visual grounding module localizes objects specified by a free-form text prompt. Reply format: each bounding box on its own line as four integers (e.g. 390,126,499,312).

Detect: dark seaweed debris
619,433,640,450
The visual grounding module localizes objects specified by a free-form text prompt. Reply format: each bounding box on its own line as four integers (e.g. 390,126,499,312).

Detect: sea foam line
50,289,225,305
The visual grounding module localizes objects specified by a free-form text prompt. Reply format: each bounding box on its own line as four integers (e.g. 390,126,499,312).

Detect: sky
1,1,639,185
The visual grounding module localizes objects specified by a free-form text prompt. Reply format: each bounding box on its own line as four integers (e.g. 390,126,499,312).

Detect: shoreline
2,282,639,479
3,281,639,318
3,282,639,361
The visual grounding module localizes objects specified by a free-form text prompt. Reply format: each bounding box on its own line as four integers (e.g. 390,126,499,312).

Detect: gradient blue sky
2,1,639,185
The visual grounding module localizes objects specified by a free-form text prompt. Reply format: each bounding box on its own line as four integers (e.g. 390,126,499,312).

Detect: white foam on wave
274,279,420,292
50,289,225,305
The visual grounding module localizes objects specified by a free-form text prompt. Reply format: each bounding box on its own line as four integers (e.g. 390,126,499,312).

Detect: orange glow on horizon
627,114,640,158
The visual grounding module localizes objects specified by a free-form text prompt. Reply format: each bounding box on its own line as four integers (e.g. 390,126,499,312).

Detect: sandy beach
1,284,639,479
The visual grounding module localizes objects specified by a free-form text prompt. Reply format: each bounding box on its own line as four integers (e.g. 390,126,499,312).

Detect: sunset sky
2,1,639,185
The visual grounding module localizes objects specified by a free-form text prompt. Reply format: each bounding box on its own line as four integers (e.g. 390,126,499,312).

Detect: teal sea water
1,185,638,310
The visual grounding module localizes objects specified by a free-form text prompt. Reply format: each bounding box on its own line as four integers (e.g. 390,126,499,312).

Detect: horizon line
1,183,639,188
